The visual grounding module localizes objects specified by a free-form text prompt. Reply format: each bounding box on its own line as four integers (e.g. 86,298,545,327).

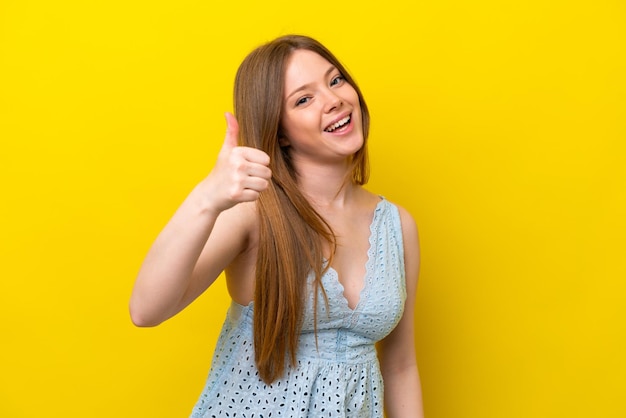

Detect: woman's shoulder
231,200,259,232
220,200,258,221
231,200,259,222
376,195,419,242
212,201,260,250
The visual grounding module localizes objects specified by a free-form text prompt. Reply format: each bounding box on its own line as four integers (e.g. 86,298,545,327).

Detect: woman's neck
295,160,357,210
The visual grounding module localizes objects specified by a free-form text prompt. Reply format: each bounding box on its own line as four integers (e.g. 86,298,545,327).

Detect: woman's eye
330,75,344,86
296,97,310,106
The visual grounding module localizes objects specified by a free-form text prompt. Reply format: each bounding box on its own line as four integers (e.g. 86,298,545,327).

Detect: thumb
221,112,239,151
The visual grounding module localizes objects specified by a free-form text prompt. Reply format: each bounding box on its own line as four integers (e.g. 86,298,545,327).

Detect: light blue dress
191,198,406,418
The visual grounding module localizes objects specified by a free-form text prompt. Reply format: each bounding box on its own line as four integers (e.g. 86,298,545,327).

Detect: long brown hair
233,35,370,383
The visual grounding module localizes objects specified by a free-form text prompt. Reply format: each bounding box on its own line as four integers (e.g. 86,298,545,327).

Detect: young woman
130,35,424,417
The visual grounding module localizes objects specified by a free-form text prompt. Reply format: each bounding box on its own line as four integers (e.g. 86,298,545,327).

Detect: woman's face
280,49,363,167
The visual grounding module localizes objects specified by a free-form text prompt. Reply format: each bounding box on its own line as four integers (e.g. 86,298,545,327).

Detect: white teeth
325,116,351,132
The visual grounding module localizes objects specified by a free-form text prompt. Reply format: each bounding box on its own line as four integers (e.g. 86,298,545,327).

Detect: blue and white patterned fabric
191,198,406,418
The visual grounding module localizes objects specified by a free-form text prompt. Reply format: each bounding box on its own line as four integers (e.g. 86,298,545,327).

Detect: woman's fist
204,112,272,212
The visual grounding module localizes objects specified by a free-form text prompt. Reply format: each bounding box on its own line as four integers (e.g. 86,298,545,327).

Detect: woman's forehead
284,50,335,90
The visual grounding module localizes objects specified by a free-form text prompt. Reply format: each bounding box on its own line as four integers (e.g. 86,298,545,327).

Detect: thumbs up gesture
204,112,272,212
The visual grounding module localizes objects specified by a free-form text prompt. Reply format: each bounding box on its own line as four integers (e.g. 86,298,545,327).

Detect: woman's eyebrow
285,65,337,100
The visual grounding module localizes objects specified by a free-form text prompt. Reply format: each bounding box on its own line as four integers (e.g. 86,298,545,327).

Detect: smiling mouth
324,115,351,133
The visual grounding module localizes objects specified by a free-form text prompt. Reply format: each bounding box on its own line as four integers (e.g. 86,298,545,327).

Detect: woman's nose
323,91,343,113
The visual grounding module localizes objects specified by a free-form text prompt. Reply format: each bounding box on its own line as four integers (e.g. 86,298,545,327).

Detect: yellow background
1,0,624,417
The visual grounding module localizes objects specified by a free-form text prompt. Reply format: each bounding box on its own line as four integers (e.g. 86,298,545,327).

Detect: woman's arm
129,113,271,326
377,205,424,417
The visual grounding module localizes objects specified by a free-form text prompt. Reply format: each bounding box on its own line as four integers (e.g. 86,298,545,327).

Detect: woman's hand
203,112,272,213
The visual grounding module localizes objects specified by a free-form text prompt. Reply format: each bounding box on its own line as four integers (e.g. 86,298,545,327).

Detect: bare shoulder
196,201,259,275
214,200,258,239
222,199,258,221
232,200,260,249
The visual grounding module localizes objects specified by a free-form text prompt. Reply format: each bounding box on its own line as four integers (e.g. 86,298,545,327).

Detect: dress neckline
232,197,387,313
324,196,386,313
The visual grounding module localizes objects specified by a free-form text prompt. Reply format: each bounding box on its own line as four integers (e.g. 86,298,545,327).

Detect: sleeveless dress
191,198,406,418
